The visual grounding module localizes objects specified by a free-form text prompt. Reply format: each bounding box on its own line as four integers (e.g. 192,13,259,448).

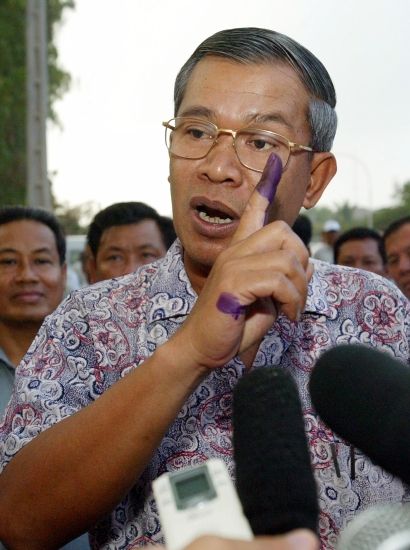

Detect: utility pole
26,0,51,210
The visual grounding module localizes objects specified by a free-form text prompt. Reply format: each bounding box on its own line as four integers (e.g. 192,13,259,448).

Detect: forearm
0,342,206,549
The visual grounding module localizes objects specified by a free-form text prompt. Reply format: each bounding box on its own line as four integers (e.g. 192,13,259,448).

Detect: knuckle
272,219,290,234
280,250,303,275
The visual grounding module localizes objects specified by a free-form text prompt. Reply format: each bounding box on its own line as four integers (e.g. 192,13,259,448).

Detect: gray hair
174,27,337,152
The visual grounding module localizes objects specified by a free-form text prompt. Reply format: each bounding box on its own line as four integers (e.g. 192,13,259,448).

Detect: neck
183,255,212,295
0,320,42,367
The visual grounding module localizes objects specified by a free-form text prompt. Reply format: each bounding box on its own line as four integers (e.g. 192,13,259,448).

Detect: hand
148,530,319,550
169,154,311,372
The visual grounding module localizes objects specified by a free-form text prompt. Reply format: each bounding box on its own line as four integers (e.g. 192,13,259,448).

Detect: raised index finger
231,152,283,245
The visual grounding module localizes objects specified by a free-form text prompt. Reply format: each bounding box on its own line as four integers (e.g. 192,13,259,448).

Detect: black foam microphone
233,367,319,535
309,343,410,485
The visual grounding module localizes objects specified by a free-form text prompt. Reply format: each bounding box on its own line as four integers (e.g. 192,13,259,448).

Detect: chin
184,239,227,270
18,304,52,321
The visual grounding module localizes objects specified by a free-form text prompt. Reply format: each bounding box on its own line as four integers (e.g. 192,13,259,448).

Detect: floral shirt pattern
1,240,409,550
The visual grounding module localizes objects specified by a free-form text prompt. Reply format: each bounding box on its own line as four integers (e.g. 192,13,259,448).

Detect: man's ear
88,256,98,284
61,262,68,287
303,152,337,209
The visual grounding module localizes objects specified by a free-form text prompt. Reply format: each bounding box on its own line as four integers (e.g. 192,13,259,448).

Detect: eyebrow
178,106,293,131
102,244,161,253
387,246,410,259
178,106,215,119
0,247,53,255
248,112,294,131
100,245,125,253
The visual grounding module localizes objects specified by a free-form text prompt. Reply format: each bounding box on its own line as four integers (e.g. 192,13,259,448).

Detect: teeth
199,211,232,224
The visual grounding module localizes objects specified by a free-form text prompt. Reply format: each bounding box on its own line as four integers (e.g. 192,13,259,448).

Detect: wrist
153,337,210,395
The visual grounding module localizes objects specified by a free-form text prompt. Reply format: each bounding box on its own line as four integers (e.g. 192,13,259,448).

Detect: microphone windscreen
233,367,318,535
309,344,410,484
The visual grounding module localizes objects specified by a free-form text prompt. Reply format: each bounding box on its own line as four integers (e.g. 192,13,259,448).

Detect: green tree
308,179,410,239
399,181,410,207
303,205,334,240
373,180,410,231
0,0,74,206
307,201,372,242
55,201,97,235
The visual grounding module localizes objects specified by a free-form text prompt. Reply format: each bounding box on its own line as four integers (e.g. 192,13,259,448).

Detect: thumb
231,153,282,244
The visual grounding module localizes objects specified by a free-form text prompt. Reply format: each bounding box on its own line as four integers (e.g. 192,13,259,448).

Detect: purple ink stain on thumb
256,153,283,203
216,292,246,320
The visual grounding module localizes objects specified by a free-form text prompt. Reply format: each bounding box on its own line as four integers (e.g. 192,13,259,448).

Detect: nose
198,133,243,186
15,260,40,283
398,253,410,274
125,256,149,274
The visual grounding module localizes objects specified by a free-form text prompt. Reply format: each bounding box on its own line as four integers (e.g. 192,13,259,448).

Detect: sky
47,0,410,218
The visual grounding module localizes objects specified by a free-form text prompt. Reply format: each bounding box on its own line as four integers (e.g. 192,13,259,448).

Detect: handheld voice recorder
153,458,253,550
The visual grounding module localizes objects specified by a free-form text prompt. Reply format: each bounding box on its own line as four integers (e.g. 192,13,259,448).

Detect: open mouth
195,201,236,225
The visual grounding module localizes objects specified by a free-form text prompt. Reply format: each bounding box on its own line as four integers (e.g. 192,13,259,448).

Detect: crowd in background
293,213,410,300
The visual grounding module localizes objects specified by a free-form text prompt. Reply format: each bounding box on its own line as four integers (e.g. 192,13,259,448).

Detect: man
334,226,386,276
0,28,408,550
383,216,410,298
86,201,176,282
312,219,341,262
0,206,90,550
0,206,67,415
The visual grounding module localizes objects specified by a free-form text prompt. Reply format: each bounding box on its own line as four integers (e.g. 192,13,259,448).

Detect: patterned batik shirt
1,240,409,550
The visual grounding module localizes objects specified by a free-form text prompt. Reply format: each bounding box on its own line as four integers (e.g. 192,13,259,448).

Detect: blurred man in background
0,206,90,550
86,201,176,282
334,227,386,276
384,216,410,299
0,206,66,416
292,214,313,255
313,219,340,262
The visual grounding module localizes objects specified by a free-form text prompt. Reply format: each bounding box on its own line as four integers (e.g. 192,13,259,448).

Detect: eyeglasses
162,117,314,172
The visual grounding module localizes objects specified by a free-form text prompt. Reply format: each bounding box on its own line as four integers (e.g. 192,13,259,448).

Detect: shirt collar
0,346,15,371
304,259,334,318
146,240,197,326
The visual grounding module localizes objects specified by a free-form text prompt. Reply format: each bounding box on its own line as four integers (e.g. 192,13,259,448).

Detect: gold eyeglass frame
162,117,314,172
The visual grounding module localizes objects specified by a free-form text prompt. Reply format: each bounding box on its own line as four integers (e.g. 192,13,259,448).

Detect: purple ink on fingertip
216,292,246,320
256,153,283,203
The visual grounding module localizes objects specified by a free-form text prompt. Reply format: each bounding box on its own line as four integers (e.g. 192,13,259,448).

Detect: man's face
0,220,66,325
169,57,334,277
385,223,410,298
92,220,167,282
324,231,340,246
336,238,386,276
